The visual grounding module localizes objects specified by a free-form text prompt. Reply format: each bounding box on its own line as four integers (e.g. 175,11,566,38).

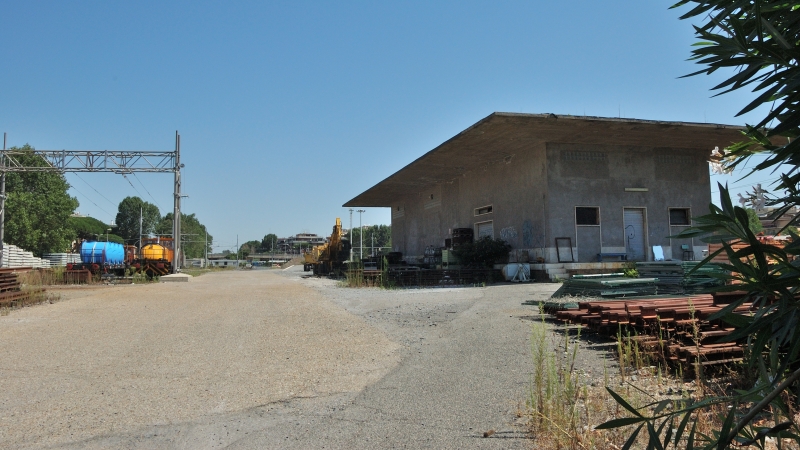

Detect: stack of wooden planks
555,293,751,368
0,268,44,307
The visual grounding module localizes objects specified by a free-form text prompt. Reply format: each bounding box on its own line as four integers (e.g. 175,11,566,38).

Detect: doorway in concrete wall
623,208,647,261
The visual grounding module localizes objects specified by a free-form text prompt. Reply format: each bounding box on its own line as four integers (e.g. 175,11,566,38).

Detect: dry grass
525,310,738,449
18,267,66,286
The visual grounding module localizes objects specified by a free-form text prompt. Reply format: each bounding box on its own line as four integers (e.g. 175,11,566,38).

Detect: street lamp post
348,209,353,262
356,209,365,260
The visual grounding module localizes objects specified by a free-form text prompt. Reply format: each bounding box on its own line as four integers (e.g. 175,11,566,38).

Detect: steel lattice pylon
0,132,183,274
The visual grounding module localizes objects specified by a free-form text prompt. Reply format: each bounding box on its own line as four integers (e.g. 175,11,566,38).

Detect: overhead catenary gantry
0,132,184,274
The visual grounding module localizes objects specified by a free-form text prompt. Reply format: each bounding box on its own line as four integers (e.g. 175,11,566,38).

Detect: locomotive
67,237,176,278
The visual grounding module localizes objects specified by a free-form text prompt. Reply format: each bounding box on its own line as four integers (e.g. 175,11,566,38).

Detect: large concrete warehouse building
344,113,743,278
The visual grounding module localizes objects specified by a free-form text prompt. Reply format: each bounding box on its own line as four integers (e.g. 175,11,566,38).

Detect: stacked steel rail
551,274,659,298
555,293,751,369
636,261,726,295
0,268,44,307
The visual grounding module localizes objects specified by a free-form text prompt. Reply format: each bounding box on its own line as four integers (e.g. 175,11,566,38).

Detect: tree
115,197,161,244
68,215,124,245
745,207,763,234
4,145,79,256
599,2,800,448
239,240,261,257
261,233,278,252
346,225,391,256
452,236,511,268
155,212,213,259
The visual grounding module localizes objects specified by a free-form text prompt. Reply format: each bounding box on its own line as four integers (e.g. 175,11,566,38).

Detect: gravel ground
0,267,615,449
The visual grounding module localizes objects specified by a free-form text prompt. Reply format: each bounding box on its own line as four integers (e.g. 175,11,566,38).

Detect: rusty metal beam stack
0,267,44,307
555,293,751,369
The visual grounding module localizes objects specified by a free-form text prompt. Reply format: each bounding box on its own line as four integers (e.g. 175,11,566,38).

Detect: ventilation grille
561,151,607,161
656,155,694,164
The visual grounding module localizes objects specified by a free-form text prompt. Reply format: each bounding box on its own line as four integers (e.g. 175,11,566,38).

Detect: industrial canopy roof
343,112,744,207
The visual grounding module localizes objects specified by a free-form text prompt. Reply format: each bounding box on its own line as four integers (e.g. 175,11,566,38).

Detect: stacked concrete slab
43,253,81,266
1,244,51,268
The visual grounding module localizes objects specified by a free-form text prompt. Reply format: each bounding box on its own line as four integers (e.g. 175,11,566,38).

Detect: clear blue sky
1,1,775,251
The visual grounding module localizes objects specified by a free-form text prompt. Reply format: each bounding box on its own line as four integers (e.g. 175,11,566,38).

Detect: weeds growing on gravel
18,267,65,286
526,307,734,449
342,257,396,289
527,312,633,449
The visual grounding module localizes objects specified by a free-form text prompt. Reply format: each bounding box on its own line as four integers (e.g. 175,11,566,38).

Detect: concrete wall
391,141,711,264
545,143,710,262
391,142,548,261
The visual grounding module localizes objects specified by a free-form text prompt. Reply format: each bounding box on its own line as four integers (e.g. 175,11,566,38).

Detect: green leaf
606,388,644,418
596,417,646,429
621,424,644,450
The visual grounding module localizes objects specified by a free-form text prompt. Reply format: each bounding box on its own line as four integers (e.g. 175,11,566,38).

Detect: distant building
760,206,799,235
277,233,327,253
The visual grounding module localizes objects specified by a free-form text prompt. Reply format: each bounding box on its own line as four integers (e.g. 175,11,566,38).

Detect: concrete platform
161,273,193,282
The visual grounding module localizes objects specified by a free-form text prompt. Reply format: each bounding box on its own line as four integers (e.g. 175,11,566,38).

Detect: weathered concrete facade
345,113,743,264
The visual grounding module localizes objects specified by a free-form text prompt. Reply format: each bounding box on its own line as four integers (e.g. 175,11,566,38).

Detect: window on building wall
575,207,600,225
669,208,690,225
474,205,493,216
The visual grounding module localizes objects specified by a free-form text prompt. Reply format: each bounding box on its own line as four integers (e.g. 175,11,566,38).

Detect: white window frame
474,205,493,216
575,206,600,226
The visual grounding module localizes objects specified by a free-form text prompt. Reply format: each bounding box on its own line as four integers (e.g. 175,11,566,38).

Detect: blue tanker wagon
69,241,128,276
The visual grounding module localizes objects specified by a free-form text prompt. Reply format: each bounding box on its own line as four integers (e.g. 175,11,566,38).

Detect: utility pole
204,229,208,268
139,206,143,255
0,133,5,269
236,234,239,269
357,209,365,261
173,131,182,273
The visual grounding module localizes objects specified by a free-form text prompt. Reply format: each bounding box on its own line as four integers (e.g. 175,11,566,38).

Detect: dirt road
0,267,581,449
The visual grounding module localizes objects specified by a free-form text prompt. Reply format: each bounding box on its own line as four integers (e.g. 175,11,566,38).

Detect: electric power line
72,173,117,207
120,173,144,198
131,172,163,211
68,183,115,221
711,176,787,194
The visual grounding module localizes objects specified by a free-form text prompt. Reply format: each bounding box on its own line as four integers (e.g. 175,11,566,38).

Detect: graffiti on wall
522,219,545,249
522,220,533,247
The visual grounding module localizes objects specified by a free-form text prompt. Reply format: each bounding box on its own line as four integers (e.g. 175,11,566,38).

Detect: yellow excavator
303,218,351,276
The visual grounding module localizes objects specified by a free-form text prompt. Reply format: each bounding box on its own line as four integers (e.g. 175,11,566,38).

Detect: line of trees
231,226,392,259
346,224,391,257
113,196,213,259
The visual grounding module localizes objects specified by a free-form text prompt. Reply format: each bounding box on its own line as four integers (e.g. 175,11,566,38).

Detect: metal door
623,208,646,261
476,221,494,239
